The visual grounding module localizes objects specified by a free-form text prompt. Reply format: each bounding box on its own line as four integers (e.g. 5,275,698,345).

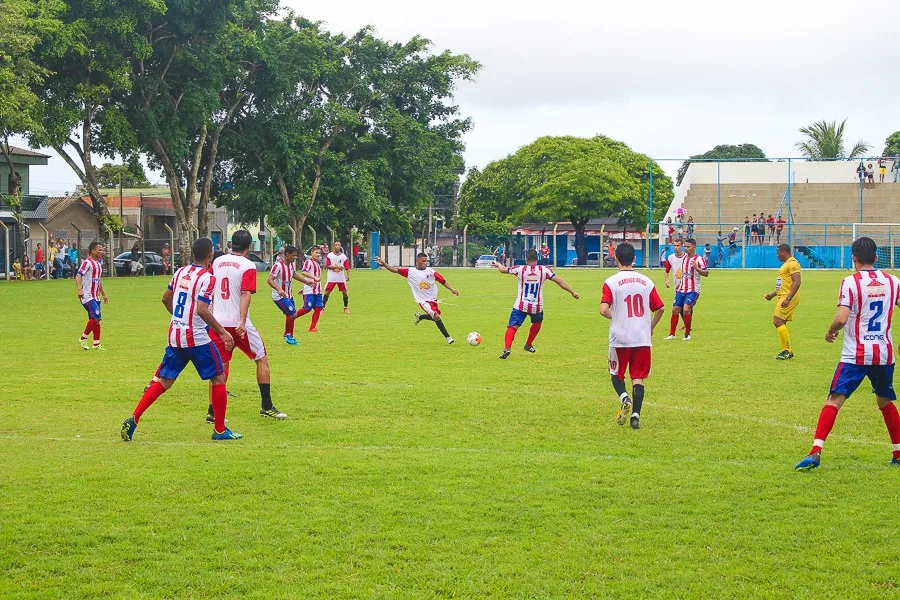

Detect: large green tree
96,160,150,188
459,136,673,265
795,119,869,159
676,143,766,187
884,131,900,157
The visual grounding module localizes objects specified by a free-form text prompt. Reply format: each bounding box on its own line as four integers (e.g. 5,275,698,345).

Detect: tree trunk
571,218,589,265
2,140,27,261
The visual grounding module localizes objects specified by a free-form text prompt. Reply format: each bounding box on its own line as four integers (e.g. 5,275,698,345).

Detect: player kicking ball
665,237,708,341
121,238,240,441
375,253,459,344
493,248,579,359
267,245,313,345
600,243,665,429
795,237,900,470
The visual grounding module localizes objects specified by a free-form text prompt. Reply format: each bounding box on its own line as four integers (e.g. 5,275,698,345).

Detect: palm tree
795,119,870,159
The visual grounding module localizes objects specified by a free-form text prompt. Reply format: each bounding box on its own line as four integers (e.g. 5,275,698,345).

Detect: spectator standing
744,216,751,245
893,155,900,183
55,240,67,279
34,243,44,279
728,227,738,258
540,243,550,265
878,154,887,183
22,255,35,280
750,214,758,246
68,243,79,277
665,218,674,245
129,243,143,276
766,214,775,244
716,231,726,266
674,215,684,240
161,243,171,273
776,215,786,244
866,163,875,187
857,161,866,185
757,212,766,245
687,216,694,239
703,243,712,265
48,242,59,279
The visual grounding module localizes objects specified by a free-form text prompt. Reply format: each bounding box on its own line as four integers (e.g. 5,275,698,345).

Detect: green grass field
2,267,898,598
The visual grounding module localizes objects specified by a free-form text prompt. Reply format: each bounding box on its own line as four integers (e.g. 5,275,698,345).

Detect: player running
207,229,287,422
323,241,351,314
663,239,684,337
665,238,708,341
375,253,459,344
121,238,240,441
764,244,801,359
493,248,579,359
294,247,324,332
267,245,313,346
600,243,665,429
796,237,900,470
75,241,109,350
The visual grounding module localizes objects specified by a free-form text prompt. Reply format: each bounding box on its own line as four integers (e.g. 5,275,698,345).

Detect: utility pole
118,172,124,253
428,198,433,250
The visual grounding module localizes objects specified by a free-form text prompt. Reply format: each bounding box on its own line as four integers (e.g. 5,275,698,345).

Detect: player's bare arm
266,272,286,297
664,268,671,288
599,302,612,319
825,306,851,343
492,261,510,274
650,305,665,333
781,273,801,308
695,258,710,277
75,272,83,298
162,289,174,314
197,303,235,352
291,271,314,285
374,256,400,274
98,281,109,304
551,276,579,299
236,291,252,336
440,280,460,296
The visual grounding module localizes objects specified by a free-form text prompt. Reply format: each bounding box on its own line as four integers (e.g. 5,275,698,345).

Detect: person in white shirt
323,241,351,314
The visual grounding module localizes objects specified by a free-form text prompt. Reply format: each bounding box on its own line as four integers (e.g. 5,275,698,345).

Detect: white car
474,254,496,268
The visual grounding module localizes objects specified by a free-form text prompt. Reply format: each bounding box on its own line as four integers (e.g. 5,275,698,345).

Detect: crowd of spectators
12,237,82,281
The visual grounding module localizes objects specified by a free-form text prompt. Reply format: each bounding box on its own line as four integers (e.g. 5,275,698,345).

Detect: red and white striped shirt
675,253,707,293
301,258,321,295
508,264,555,314
269,258,295,301
167,264,216,348
838,270,900,365
77,258,102,304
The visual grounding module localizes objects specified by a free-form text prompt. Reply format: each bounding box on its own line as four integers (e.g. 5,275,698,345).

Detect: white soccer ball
467,332,482,346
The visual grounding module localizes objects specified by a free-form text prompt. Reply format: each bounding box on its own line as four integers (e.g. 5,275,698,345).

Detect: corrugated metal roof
3,145,51,159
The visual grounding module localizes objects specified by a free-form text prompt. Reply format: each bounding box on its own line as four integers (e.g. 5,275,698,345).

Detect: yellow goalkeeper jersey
776,257,801,297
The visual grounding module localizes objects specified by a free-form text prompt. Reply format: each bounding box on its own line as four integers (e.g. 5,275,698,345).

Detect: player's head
674,239,683,253
310,246,321,260
684,238,697,255
851,236,878,268
415,252,429,269
283,245,298,262
614,243,634,268
88,241,103,259
332,241,342,253
776,244,791,261
192,237,214,265
230,229,252,255
525,249,538,264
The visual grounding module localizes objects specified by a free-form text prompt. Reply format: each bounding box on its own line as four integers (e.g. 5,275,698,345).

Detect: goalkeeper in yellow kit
764,244,802,359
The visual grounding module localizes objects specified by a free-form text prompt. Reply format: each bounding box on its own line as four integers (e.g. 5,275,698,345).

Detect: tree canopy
884,131,900,157
795,119,869,160
676,143,767,187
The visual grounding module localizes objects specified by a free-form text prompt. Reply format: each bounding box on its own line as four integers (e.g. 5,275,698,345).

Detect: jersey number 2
868,300,884,332
221,278,231,300
624,294,645,318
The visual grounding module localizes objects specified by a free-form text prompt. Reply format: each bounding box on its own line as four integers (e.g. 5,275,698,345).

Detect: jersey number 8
173,291,188,318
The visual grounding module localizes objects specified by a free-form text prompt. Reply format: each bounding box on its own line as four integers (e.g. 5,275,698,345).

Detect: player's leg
122,347,182,441
429,304,453,343
295,295,312,320
609,347,632,425
340,283,349,313
796,363,861,470
772,314,790,359
415,302,434,325
323,282,334,306
869,365,900,464
309,294,324,332
628,347,651,430
189,344,240,440
682,294,698,339
667,294,683,338
278,298,298,344
501,310,525,359
524,312,543,352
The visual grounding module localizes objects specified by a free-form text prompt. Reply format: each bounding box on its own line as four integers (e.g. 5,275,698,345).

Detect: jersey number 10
624,294,645,318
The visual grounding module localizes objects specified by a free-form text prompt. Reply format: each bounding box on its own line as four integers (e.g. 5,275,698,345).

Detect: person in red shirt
540,243,550,265
34,243,44,279
775,216,786,244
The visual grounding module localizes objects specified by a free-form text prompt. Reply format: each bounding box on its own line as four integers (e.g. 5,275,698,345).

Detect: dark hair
777,244,791,253
525,249,538,262
851,237,878,265
193,237,213,262
213,250,225,260
685,238,697,246
231,229,252,252
614,243,634,265
416,252,428,259
284,245,298,255
88,241,102,252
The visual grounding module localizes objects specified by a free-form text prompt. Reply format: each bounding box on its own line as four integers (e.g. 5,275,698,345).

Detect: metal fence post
0,220,9,280
307,224,316,249
286,225,296,246
70,223,82,266
648,159,653,267
462,225,468,267
327,226,335,249
103,224,115,277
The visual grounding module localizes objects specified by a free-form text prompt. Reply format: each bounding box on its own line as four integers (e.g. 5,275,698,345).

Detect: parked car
113,251,166,276
585,252,602,266
474,254,496,268
247,252,269,272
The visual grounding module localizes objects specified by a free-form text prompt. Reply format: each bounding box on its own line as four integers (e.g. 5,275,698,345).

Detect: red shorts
608,346,651,380
418,301,441,317
210,324,267,362
325,282,347,293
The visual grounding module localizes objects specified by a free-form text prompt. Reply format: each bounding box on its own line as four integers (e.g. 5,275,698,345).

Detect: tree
884,131,900,157
676,143,766,187
96,161,150,188
796,119,869,160
459,136,673,265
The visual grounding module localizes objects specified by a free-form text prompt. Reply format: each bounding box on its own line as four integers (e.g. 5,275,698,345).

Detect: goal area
852,223,900,270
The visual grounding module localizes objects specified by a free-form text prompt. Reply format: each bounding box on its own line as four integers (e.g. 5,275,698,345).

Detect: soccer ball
467,332,482,346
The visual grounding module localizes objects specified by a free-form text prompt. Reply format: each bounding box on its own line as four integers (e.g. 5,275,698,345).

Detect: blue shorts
830,362,896,400
674,291,700,308
274,297,297,317
508,308,543,328
303,294,324,310
82,299,102,321
155,344,225,381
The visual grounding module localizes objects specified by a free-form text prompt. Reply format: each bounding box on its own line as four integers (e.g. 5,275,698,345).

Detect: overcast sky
23,0,900,195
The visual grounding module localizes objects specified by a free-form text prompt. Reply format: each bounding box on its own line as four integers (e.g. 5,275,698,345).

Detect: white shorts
210,323,267,362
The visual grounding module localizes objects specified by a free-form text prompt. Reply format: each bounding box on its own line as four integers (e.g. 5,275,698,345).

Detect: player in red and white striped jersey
121,237,240,441
292,247,325,332
666,238,708,340
266,245,313,345
796,237,900,470
600,243,665,430
75,241,108,350
493,248,579,359
663,239,684,337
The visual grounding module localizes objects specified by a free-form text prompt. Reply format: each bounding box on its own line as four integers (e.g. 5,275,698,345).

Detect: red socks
504,326,517,350
210,383,228,433
82,319,101,340
683,312,693,335
879,403,900,459
810,404,839,455
526,322,542,346
93,320,101,342
669,312,679,336
310,307,322,330
285,316,295,336
296,307,310,318
133,381,166,423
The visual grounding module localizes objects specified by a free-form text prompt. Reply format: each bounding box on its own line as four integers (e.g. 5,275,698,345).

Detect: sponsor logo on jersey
418,281,431,290
867,280,886,298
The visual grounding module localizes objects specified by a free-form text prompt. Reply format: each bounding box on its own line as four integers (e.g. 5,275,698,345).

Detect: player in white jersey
796,237,900,470
75,241,109,350
600,243,665,430
663,239,685,339
666,238,708,340
267,245,313,346
121,238,240,441
208,229,287,421
375,252,459,344
323,241,351,314
293,247,325,332
493,248,579,359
